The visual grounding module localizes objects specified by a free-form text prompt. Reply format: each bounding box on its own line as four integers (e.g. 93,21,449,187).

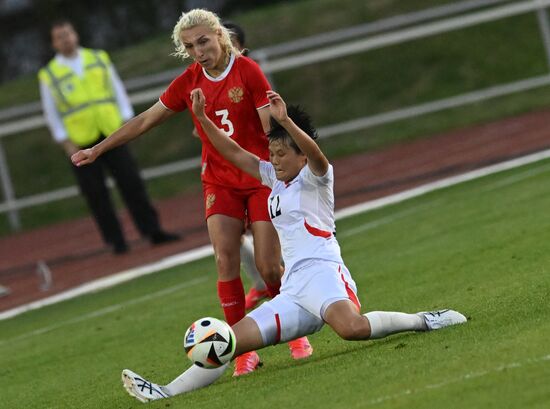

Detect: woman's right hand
71,148,97,167
190,88,206,119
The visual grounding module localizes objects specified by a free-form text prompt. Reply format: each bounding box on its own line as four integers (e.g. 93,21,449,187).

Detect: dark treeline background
0,0,284,83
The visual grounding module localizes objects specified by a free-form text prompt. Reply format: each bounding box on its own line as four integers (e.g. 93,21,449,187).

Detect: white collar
202,53,235,82
55,47,82,65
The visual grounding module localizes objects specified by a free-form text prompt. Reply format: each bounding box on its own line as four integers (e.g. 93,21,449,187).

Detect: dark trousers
71,141,161,247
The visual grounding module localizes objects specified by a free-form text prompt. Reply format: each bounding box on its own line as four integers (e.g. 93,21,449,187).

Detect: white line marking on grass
366,354,550,406
479,162,550,192
0,276,207,347
0,245,214,321
334,148,550,221
3,148,550,322
338,202,440,238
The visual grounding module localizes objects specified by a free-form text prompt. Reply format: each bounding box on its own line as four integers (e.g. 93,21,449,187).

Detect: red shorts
202,183,271,223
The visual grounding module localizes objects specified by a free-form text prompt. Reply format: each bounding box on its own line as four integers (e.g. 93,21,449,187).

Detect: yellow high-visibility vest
38,48,123,146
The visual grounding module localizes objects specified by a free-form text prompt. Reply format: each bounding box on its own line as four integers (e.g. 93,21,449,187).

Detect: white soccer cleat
417,309,467,330
121,369,170,403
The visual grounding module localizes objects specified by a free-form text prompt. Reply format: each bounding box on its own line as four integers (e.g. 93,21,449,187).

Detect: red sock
217,277,246,326
265,281,281,299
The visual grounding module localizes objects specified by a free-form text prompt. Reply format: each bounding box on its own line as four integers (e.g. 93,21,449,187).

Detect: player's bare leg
207,215,244,282
232,317,266,356
251,221,313,359
240,234,269,310
207,215,261,375
250,221,283,285
323,300,373,340
324,300,466,340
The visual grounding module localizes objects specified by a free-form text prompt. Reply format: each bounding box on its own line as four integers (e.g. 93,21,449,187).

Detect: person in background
39,19,180,254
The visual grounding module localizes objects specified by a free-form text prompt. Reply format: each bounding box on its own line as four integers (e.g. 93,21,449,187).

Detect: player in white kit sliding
121,89,467,402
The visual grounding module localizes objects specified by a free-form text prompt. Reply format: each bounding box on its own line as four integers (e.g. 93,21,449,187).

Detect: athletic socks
364,311,427,339
240,235,266,291
164,364,228,396
217,277,246,326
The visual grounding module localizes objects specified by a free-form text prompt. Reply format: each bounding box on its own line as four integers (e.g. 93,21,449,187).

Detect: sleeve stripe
158,98,175,112
256,102,270,110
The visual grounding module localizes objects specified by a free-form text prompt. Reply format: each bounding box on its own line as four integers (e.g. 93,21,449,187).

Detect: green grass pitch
1,160,550,409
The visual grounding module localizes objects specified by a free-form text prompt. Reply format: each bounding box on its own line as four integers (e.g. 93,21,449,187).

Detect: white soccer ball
183,317,236,368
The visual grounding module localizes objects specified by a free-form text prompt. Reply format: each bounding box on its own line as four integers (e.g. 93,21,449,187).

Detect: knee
335,316,371,341
214,250,240,280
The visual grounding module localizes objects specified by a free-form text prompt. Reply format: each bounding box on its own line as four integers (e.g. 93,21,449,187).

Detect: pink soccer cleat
233,351,261,376
244,287,270,310
288,336,313,360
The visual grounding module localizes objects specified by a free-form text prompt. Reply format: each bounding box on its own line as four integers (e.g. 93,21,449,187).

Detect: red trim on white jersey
274,313,281,343
304,219,332,239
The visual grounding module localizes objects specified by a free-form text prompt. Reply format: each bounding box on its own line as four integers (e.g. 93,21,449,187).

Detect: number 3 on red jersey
215,109,234,137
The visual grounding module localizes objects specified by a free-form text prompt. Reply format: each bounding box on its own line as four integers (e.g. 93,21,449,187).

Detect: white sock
240,235,266,290
364,311,427,339
163,364,228,396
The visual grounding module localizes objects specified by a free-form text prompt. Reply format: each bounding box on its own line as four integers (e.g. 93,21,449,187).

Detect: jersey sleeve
301,164,334,187
259,160,276,188
241,58,271,109
159,74,188,112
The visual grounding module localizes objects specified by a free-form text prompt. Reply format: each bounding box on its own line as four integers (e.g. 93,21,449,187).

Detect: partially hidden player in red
71,8,312,375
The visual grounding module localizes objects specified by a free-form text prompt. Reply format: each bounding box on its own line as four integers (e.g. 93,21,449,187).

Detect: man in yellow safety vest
38,19,179,254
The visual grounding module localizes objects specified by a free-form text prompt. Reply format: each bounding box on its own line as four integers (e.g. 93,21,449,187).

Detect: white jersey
259,161,344,277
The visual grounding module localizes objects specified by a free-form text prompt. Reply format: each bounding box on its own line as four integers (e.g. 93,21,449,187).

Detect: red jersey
160,54,271,189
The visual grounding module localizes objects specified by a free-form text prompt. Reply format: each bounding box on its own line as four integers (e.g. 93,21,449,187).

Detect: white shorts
248,259,361,345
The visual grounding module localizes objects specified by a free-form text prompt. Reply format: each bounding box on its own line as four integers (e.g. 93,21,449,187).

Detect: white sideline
0,245,214,320
0,276,207,347
1,148,550,321
334,148,550,220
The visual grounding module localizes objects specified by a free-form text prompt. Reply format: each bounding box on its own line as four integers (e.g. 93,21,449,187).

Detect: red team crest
160,56,270,189
228,87,244,103
206,193,216,209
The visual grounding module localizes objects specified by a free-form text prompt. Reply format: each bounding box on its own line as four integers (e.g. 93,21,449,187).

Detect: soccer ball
183,317,236,368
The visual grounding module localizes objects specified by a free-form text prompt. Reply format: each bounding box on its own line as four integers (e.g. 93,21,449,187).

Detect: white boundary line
2,148,550,321
334,148,550,220
0,276,207,347
0,245,213,320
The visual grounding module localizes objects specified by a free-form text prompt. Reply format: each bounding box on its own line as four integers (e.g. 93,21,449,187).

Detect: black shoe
150,231,181,245
112,242,129,255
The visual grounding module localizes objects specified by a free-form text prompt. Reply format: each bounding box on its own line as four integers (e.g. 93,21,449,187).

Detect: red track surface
1,109,549,312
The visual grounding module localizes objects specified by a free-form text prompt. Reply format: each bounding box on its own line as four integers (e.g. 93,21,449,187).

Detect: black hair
50,18,75,31
223,21,246,48
268,105,318,154
49,18,76,40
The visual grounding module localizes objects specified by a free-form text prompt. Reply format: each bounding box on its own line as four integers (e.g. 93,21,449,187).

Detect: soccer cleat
121,369,170,403
417,309,467,330
233,351,261,376
244,287,270,310
288,336,313,360
150,230,181,245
